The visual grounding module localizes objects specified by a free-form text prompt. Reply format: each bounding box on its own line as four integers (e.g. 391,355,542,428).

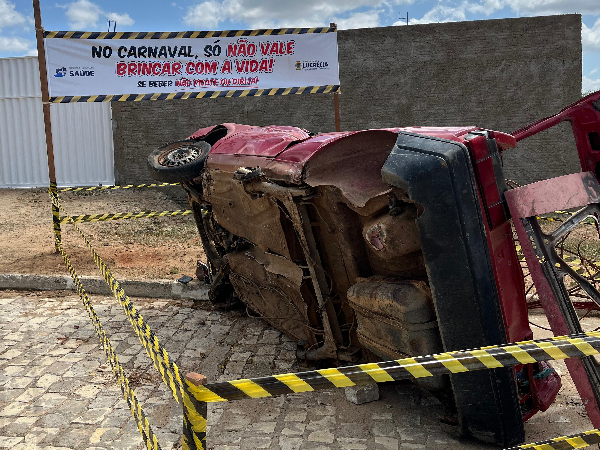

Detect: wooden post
333,90,341,132
330,23,341,132
33,0,61,251
183,373,208,450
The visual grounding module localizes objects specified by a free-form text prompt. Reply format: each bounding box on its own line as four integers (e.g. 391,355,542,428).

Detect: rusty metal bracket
506,171,600,427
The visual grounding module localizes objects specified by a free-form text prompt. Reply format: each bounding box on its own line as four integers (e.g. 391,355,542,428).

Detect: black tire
147,140,211,182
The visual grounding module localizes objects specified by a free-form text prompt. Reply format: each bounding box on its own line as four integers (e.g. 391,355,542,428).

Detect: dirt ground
525,311,598,444
0,187,206,281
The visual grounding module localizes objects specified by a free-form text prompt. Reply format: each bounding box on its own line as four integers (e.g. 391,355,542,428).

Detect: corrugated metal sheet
0,97,48,187
52,102,114,187
0,56,114,188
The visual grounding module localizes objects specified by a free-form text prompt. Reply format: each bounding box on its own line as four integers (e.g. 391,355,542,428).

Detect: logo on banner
54,66,95,78
296,60,329,71
69,66,95,77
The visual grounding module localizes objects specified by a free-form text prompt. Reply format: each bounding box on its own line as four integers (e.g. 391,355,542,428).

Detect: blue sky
3,0,600,93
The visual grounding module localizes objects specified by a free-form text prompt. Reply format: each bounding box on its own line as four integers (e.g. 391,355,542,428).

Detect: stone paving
0,290,594,450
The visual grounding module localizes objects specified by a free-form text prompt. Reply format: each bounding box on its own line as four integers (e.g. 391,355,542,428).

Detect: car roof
199,124,482,183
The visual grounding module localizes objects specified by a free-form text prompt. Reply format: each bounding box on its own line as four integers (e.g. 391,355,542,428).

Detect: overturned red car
148,92,600,446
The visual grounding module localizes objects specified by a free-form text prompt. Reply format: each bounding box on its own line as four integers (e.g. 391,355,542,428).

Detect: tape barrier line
49,84,341,103
49,183,62,249
54,236,161,450
185,331,600,403
60,209,192,224
51,193,207,449
537,210,596,225
515,244,600,277
506,428,600,449
50,191,188,403
44,27,336,39
71,218,186,403
59,182,179,192
182,381,208,450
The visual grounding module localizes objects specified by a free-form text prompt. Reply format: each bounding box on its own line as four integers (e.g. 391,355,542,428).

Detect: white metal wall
0,56,114,188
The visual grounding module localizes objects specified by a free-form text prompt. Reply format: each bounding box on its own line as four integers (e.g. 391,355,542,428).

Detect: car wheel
147,140,211,182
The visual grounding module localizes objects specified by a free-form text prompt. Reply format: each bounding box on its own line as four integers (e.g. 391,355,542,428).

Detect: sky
3,0,600,93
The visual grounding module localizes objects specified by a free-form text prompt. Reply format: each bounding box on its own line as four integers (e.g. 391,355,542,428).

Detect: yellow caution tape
60,209,192,224
59,182,179,192
54,235,161,450
50,189,207,449
506,428,600,449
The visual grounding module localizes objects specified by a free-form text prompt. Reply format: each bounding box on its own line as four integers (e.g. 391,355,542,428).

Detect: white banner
44,30,339,101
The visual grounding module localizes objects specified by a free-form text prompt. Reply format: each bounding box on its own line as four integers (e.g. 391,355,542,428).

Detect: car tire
147,140,211,182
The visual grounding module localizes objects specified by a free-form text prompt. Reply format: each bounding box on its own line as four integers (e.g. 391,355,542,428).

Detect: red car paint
186,92,600,423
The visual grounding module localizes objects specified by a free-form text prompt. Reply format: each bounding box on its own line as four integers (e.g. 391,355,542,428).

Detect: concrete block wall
111,14,582,185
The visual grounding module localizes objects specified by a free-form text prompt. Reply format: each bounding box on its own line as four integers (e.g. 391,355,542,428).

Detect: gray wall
112,14,582,185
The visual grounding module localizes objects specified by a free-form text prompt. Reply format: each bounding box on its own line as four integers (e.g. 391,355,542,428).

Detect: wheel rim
159,144,201,167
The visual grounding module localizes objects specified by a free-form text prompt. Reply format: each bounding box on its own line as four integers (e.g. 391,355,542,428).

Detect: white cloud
0,0,26,32
583,75,600,94
333,10,382,30
504,0,600,16
62,0,102,29
407,4,468,25
0,36,31,53
394,1,502,26
183,1,226,29
184,0,411,30
403,0,600,28
591,68,598,75
106,12,134,27
583,18,600,52
26,48,38,56
58,0,135,30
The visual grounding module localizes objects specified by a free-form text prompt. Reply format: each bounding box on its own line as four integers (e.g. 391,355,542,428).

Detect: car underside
148,91,600,446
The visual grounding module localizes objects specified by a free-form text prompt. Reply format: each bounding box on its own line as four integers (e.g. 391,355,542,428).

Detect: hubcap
160,144,200,167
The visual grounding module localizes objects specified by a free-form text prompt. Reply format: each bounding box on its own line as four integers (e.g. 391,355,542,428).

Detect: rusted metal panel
225,248,319,346
209,126,310,156
506,175,600,427
347,279,442,359
507,171,600,217
202,169,291,258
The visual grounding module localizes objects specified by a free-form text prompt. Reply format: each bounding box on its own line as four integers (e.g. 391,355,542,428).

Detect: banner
44,28,340,103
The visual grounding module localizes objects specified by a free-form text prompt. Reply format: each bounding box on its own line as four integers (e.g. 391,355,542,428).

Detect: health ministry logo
54,67,67,77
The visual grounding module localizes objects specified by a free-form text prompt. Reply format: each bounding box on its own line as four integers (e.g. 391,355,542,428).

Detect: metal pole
330,23,341,132
33,0,61,251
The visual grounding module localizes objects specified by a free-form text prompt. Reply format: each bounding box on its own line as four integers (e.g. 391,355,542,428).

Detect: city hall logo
54,67,67,77
296,60,329,71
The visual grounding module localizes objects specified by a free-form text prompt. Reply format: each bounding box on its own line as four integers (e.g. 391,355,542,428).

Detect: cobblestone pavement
0,290,594,450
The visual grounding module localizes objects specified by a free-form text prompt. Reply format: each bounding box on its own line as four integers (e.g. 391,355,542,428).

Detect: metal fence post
183,373,208,450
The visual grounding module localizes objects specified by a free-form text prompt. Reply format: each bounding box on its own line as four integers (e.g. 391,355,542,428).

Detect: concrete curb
0,273,209,301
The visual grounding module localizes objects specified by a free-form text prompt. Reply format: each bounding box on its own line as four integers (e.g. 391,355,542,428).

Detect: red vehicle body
148,91,600,446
